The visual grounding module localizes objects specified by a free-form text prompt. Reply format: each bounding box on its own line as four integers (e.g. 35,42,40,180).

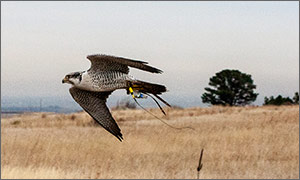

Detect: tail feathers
127,80,171,107
128,80,167,95
153,94,171,107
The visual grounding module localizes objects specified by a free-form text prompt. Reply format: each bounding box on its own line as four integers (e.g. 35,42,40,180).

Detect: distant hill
1,96,82,113
1,105,80,114
1,93,209,114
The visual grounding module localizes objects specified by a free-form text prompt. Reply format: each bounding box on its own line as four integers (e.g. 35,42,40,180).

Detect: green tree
293,92,299,104
202,69,258,106
264,95,294,105
264,96,274,105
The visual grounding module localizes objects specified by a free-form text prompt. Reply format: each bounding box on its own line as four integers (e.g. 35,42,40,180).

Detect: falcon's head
62,72,82,85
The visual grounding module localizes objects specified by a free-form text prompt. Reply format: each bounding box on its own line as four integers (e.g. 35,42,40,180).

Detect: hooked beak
62,77,68,84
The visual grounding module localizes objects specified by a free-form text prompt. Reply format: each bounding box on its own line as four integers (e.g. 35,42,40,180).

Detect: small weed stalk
197,149,204,179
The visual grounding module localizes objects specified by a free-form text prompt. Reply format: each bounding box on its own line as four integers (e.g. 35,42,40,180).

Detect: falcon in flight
62,54,170,141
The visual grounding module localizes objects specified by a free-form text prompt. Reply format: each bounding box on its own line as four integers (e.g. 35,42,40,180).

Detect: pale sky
1,2,299,107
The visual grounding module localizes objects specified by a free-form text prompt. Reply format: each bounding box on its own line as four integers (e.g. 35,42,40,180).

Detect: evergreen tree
264,95,294,105
293,92,299,104
202,69,258,106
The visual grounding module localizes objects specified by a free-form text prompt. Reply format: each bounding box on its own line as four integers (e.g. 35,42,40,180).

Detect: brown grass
1,105,299,179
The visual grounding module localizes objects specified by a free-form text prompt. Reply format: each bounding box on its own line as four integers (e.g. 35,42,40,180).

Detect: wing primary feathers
87,54,163,74
69,87,123,141
81,105,123,141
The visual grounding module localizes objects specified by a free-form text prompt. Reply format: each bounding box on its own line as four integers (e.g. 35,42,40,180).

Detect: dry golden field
1,105,299,179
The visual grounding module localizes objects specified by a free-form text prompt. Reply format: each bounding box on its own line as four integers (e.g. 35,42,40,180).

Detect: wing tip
156,69,163,74
116,134,123,142
150,68,163,74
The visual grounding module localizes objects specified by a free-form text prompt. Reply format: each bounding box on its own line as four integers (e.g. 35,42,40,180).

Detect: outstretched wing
69,87,123,141
87,54,163,74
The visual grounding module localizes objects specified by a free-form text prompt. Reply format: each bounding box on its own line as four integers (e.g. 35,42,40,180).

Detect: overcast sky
1,1,299,107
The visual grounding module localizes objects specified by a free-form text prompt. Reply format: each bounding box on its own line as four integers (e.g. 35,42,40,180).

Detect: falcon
62,54,170,141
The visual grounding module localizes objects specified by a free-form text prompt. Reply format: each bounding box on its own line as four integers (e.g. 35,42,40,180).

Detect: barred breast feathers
75,71,134,92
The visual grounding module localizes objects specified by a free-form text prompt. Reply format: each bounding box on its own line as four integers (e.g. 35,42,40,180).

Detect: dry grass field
1,105,299,179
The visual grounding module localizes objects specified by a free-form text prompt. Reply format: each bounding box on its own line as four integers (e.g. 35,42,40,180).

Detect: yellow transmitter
129,87,135,98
